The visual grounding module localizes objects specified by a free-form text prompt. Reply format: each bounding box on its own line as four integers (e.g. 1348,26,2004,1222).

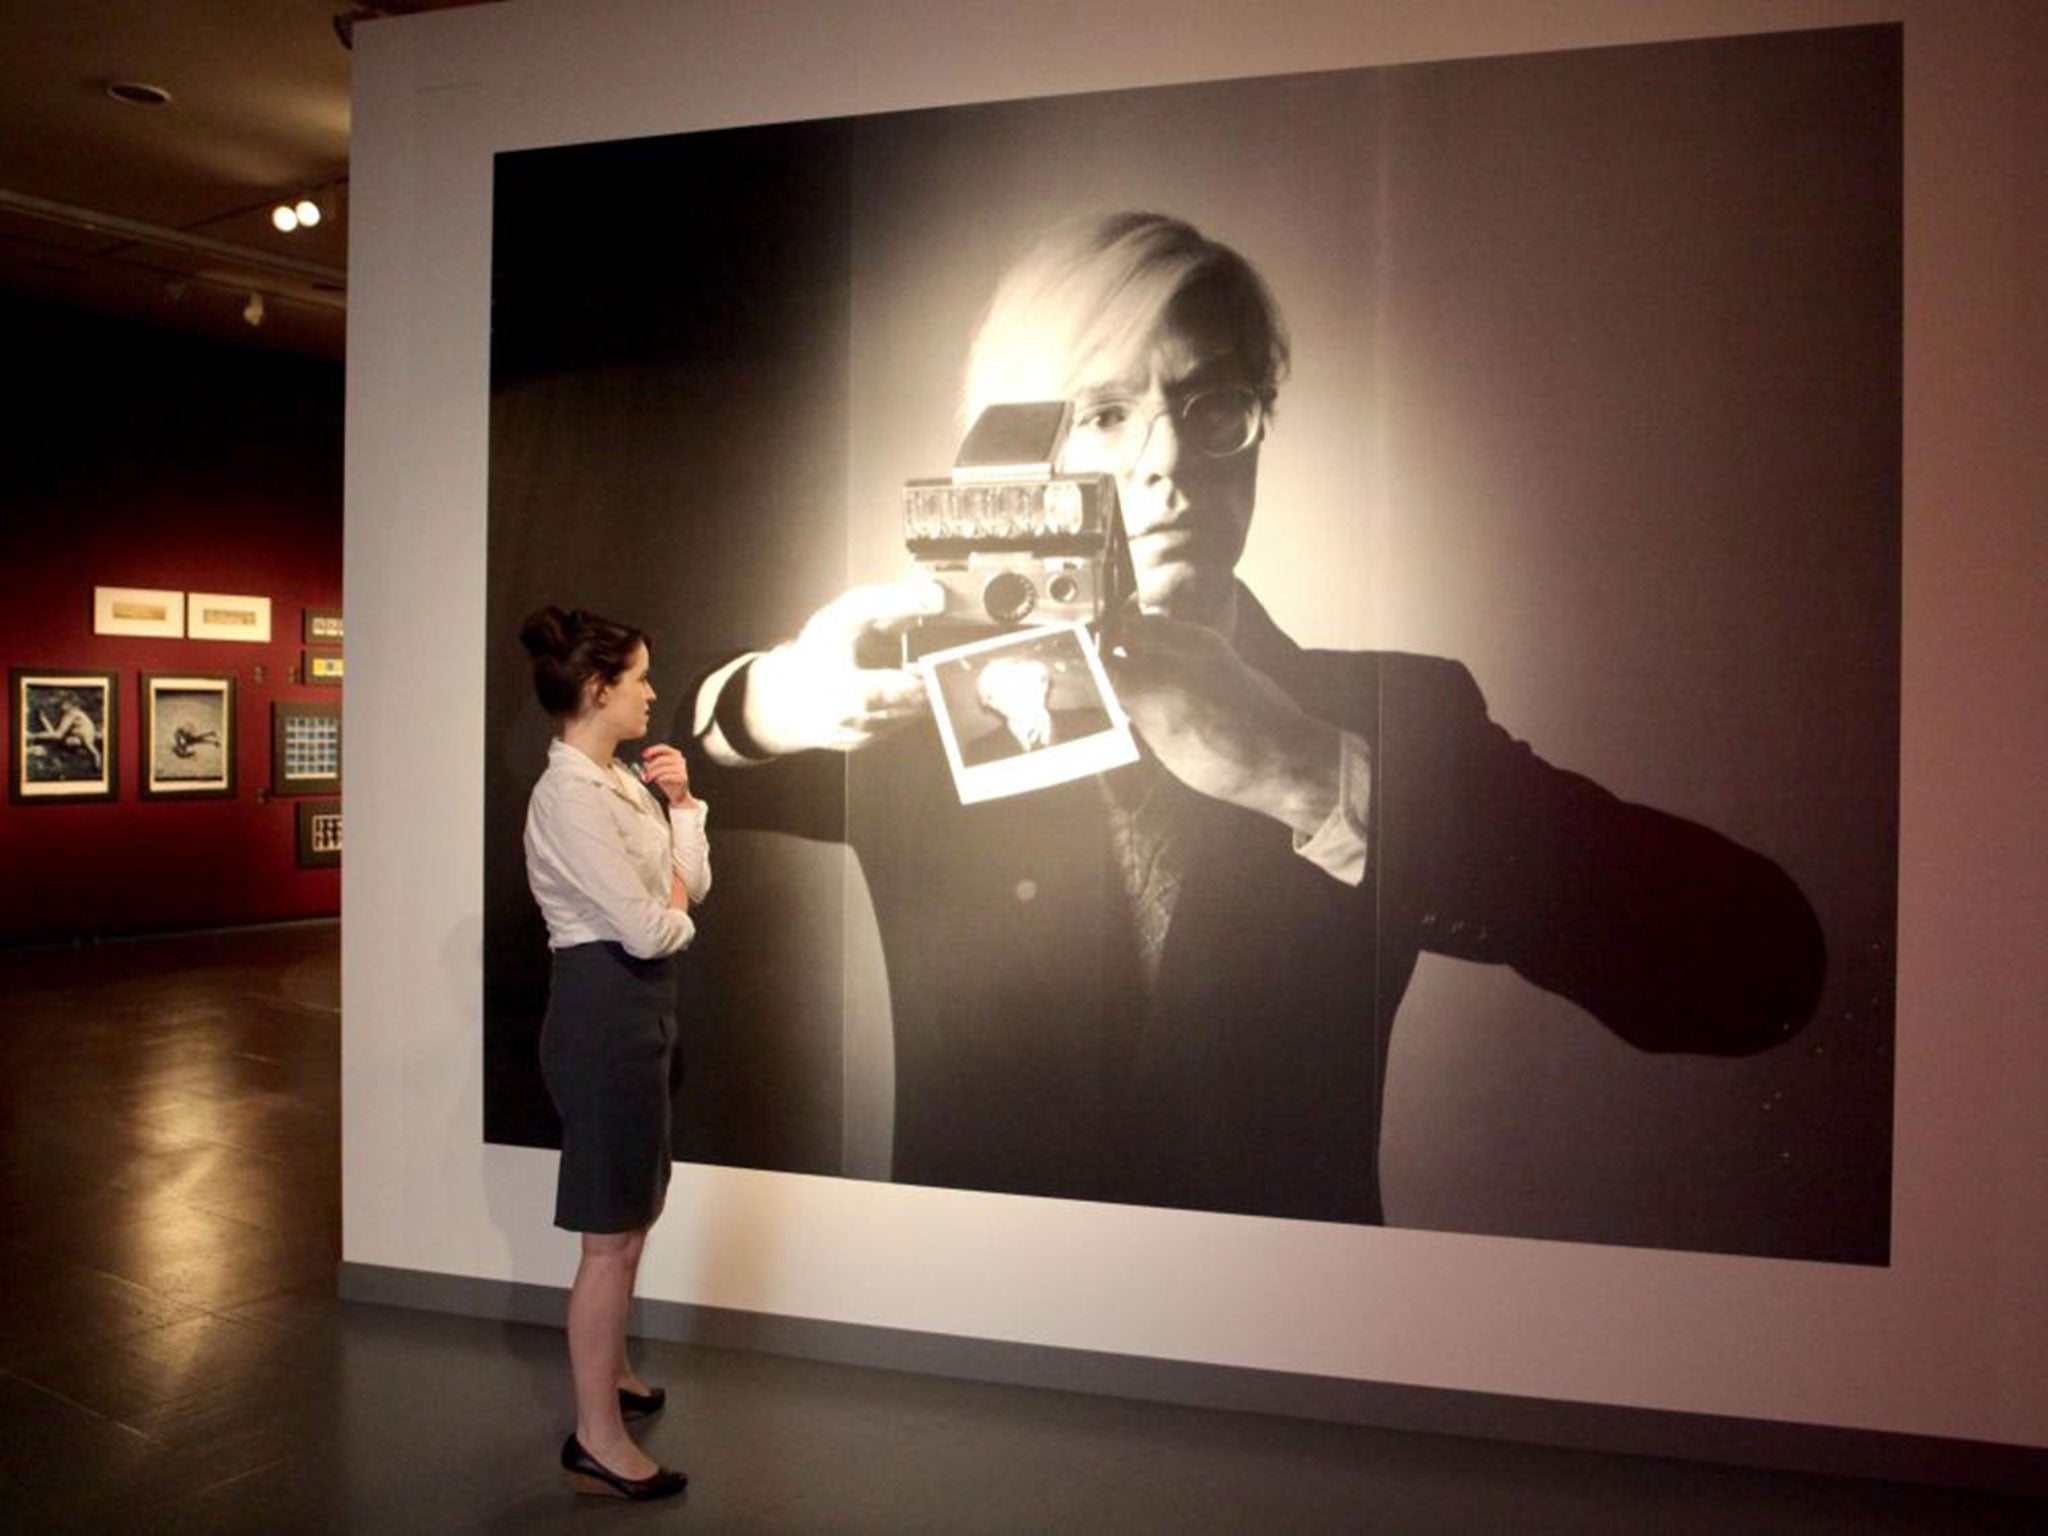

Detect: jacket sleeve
672,653,853,846
1364,654,1825,1056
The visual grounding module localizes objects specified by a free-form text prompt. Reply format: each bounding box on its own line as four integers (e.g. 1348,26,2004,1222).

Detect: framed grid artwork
303,608,345,644
142,673,235,798
303,652,344,686
296,798,342,867
11,669,119,802
271,701,341,795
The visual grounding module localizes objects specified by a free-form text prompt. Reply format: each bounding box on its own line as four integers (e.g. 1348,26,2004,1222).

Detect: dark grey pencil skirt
539,941,680,1233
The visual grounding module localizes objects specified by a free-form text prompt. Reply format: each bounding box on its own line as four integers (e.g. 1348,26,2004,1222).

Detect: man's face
1058,287,1260,631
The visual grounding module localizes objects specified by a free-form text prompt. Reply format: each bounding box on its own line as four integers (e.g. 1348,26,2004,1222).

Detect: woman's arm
638,743,711,906
527,771,696,958
668,802,711,907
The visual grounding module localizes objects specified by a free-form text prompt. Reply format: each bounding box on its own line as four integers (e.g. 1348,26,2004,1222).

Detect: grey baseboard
336,1260,2044,1500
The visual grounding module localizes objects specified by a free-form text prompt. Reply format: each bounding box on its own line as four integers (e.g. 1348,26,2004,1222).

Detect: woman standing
519,605,709,1501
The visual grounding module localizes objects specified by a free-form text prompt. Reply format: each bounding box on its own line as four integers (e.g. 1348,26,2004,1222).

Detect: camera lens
982,571,1037,624
1047,573,1080,605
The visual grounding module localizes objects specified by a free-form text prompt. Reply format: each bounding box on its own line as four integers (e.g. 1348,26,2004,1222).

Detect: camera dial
982,571,1037,624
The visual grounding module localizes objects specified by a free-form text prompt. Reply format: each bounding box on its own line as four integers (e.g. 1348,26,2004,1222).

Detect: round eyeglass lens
1183,386,1259,456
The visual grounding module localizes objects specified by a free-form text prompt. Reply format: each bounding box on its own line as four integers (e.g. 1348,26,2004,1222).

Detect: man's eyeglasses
1064,383,1267,468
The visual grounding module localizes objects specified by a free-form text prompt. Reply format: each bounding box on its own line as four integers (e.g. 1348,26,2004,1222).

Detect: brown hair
518,605,646,719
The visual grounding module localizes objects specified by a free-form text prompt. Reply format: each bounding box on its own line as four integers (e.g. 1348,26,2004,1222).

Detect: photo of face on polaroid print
917,622,1137,804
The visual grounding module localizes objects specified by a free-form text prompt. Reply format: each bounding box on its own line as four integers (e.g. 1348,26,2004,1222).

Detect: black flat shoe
559,1434,687,1500
619,1384,666,1420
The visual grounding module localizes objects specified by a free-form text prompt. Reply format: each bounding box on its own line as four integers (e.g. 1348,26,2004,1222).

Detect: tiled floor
0,922,2039,1533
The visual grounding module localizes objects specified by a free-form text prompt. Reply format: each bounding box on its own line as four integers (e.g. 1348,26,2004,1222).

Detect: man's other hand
1107,610,1342,837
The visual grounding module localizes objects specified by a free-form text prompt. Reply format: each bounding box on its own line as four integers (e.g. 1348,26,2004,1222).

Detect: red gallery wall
0,294,343,944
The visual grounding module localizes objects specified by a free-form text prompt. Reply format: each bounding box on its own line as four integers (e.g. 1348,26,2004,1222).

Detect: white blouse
523,738,711,958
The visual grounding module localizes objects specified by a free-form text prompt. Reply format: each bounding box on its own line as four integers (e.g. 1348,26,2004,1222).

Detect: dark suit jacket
685,589,1823,1223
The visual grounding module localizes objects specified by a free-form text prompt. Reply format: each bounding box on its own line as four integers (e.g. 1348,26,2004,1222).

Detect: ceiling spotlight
243,292,266,328
272,193,327,233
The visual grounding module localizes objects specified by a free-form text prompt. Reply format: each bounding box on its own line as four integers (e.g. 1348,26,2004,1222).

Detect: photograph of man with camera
680,210,1824,1224
484,29,1897,1259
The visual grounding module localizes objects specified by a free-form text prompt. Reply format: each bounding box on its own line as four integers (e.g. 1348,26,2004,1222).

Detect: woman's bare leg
617,1238,654,1398
567,1226,656,1477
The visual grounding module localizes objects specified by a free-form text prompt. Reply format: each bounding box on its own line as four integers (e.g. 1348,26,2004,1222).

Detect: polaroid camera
899,401,1131,661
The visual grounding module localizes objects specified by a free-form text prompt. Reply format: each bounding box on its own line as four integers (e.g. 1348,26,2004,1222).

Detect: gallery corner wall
340,0,2048,1468
0,295,343,945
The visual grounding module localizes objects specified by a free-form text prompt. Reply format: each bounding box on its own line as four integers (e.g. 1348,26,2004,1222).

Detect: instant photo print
917,621,1136,803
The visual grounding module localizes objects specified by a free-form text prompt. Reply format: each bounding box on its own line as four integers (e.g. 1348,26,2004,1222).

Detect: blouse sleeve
528,772,695,958
670,798,712,906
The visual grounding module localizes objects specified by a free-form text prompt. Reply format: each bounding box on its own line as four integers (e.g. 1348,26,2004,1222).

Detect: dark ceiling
0,1,497,361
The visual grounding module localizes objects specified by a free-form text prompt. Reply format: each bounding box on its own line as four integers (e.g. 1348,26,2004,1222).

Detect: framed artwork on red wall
271,701,341,795
141,673,235,799
93,586,185,638
296,798,342,867
10,669,119,802
188,592,272,643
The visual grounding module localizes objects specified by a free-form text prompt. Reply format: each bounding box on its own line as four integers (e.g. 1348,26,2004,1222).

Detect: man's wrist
1291,728,1371,885
1252,715,1344,838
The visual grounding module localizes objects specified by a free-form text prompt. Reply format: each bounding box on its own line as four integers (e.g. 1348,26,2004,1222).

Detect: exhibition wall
341,0,2047,1470
0,296,343,945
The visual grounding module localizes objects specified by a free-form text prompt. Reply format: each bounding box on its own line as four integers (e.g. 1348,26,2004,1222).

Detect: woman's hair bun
519,605,646,719
518,605,575,661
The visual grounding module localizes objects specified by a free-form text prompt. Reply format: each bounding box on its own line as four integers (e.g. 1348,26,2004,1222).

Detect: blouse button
1014,878,1038,903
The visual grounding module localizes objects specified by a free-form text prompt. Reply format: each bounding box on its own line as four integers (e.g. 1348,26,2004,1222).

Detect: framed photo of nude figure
142,673,236,799
11,669,119,802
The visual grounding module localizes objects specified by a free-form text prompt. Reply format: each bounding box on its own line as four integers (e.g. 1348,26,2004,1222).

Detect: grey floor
0,922,2039,1534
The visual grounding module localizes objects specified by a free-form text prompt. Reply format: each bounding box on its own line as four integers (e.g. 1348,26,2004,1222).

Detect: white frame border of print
141,672,237,799
10,668,119,802
187,592,273,643
93,586,186,638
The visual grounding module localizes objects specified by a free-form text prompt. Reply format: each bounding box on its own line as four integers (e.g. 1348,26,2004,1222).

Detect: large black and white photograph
142,673,235,798
11,670,119,802
483,26,1899,1262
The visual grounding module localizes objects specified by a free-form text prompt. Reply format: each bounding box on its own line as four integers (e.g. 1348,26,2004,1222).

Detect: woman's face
587,642,655,741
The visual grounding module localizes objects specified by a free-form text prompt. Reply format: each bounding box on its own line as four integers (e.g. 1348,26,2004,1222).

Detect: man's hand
1106,611,1343,837
638,743,696,807
740,581,943,756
